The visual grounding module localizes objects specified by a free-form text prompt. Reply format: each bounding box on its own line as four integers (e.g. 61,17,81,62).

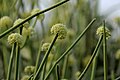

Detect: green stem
56,65,60,80
33,33,58,80
34,42,42,75
44,18,96,80
14,43,20,80
6,44,16,80
28,74,33,80
40,20,45,38
0,0,70,39
62,54,68,78
90,45,100,80
103,21,108,80
77,35,103,80
41,60,47,80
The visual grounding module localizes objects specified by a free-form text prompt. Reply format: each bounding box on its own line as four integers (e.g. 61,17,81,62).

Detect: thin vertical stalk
56,65,60,80
41,61,47,80
77,35,103,80
40,20,45,38
90,45,100,80
44,18,96,80
34,42,42,75
14,43,20,80
33,33,58,80
103,21,108,80
62,54,68,78
6,43,16,80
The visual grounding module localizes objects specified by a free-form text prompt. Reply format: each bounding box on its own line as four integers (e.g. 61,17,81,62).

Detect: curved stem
44,18,96,80
33,33,58,80
77,35,103,80
6,44,16,80
0,0,70,39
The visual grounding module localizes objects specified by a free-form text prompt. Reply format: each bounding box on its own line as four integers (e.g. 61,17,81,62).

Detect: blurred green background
0,0,120,80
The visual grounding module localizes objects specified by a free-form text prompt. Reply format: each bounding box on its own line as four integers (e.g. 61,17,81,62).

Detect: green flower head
24,66,35,75
8,33,23,46
41,43,55,52
13,18,29,28
41,43,50,51
0,16,13,30
51,23,67,39
96,26,111,39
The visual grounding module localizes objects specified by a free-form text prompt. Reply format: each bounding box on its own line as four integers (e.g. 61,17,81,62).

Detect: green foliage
0,0,120,80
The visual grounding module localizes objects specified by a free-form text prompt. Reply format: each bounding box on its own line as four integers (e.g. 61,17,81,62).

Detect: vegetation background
0,0,120,80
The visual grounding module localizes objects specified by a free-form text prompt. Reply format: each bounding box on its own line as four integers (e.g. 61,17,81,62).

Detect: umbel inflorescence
8,33,23,46
51,23,67,39
0,16,13,32
96,26,111,39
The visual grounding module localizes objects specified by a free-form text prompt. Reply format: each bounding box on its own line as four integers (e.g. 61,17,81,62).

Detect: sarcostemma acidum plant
33,23,67,80
1,0,120,80
7,33,23,80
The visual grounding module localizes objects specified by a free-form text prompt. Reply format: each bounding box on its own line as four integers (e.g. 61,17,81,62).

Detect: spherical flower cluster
51,23,67,39
8,33,23,46
41,43,50,51
96,26,111,39
41,43,55,52
21,75,29,80
24,66,35,74
0,16,13,30
13,18,29,28
31,8,44,20
22,27,34,37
